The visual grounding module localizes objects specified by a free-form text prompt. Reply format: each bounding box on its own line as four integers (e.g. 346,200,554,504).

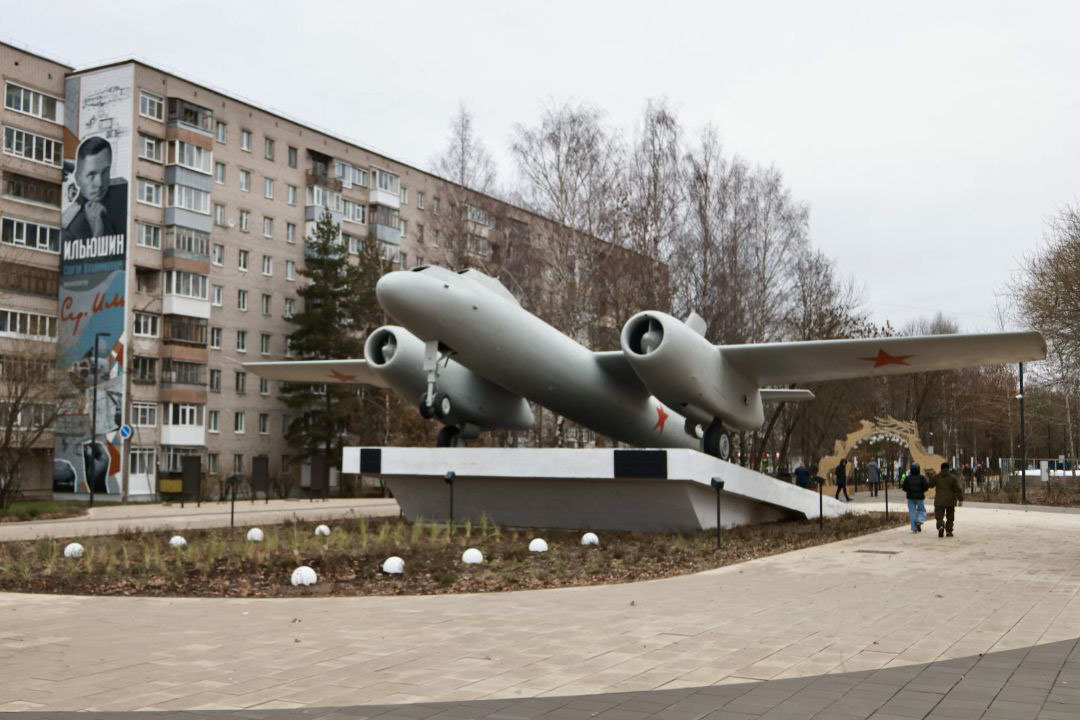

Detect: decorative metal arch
817,416,945,479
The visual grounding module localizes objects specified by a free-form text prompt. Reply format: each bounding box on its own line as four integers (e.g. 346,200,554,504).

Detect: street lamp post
89,332,110,509
1019,362,1026,505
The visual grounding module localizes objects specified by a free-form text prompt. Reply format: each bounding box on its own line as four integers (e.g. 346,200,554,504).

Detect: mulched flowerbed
0,513,904,598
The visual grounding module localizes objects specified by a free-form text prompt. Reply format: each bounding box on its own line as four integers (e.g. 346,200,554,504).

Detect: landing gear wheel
684,419,703,439
436,425,461,447
418,393,434,420
703,421,731,461
433,392,453,420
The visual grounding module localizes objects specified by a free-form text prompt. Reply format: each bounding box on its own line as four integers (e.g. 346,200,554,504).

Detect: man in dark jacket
63,137,128,241
929,462,964,537
834,458,850,501
901,463,930,533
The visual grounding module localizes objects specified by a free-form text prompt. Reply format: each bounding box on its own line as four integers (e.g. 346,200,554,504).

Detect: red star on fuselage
858,349,915,368
653,404,670,432
328,370,358,382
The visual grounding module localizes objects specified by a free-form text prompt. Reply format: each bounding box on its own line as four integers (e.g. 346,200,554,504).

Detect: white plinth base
343,447,850,532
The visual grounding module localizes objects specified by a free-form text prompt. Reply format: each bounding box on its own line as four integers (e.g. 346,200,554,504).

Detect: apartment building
0,41,556,500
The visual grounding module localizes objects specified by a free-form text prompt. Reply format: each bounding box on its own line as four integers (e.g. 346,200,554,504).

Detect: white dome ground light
581,532,600,546
528,538,549,553
461,548,484,565
382,556,405,574
63,542,84,558
314,524,331,537
291,566,317,586
246,527,264,542
168,535,187,548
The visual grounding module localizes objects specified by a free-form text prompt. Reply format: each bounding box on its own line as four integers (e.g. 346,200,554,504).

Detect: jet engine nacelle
620,311,763,430
364,326,534,431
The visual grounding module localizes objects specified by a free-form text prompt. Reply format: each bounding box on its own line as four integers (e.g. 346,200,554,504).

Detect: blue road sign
119,424,133,440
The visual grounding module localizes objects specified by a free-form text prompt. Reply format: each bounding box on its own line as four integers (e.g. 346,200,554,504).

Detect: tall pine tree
281,209,389,467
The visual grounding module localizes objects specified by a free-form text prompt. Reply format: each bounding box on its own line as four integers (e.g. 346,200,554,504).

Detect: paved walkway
0,498,400,542
2,505,1079,718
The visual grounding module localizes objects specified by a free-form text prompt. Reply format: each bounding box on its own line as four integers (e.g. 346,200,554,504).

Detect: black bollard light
817,477,824,531
884,468,889,521
710,477,724,549
444,471,455,526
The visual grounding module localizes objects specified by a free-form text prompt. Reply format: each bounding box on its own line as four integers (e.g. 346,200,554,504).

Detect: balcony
161,425,205,446
167,98,213,136
374,222,401,246
162,315,208,346
369,186,399,209
305,169,342,192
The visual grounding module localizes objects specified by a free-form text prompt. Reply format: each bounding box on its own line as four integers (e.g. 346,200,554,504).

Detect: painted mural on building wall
52,66,133,496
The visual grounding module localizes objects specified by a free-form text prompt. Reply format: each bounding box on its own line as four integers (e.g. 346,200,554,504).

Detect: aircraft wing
760,389,815,403
242,360,389,388
592,351,650,395
722,332,1046,385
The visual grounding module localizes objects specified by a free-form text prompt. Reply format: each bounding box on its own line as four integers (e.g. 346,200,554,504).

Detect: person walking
834,458,850,501
929,461,964,537
866,459,881,497
901,463,930,533
794,463,811,489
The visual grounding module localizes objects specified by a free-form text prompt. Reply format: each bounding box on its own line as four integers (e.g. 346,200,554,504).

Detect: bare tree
0,341,59,508
432,102,498,195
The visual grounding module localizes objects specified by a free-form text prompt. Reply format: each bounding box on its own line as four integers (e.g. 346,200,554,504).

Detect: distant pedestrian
866,459,881,497
901,463,930,533
834,459,850,501
929,461,964,537
961,464,974,493
975,463,985,489
794,463,811,489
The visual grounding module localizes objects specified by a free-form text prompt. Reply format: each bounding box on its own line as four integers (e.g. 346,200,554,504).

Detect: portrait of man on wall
61,136,128,240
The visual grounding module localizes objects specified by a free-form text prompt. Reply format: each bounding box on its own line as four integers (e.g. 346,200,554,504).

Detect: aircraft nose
375,271,414,321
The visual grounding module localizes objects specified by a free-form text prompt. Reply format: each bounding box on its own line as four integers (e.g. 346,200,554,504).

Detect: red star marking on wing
653,404,670,432
858,349,915,368
328,370,358,382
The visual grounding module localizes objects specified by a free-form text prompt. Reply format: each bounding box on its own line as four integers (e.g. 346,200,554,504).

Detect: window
236,329,247,351
237,288,248,311
4,173,59,207
434,229,440,247
264,137,275,160
261,293,271,315
373,168,399,193
207,452,219,474
417,191,425,209
211,285,223,306
262,255,273,275
212,243,224,265
135,268,156,294
216,121,227,143
287,185,296,205
163,403,204,427
259,377,270,395
168,98,213,132
161,359,206,386
398,251,408,268
259,413,269,434
164,227,209,257
136,223,161,249
137,179,162,207
239,169,250,191
132,402,157,427
4,126,62,166
209,368,221,392
162,447,201,473
130,448,156,476
239,209,250,232
139,90,164,121
264,177,274,199
400,186,408,204
133,312,159,337
168,140,212,174
417,255,424,266
208,410,219,433
162,315,208,345
433,196,440,214
233,454,244,473
288,146,298,168
343,200,366,224
240,129,252,151
133,356,157,384
263,217,273,238
167,184,211,214
260,333,270,354
238,249,248,270
214,162,225,184
210,326,222,349
6,82,61,123
234,411,245,433
214,203,226,226
417,224,425,244
286,222,296,243
285,337,293,357
346,234,359,255
400,219,408,238
235,370,247,394
164,270,209,300
284,298,295,319
135,133,161,164
285,260,296,280
1,217,59,253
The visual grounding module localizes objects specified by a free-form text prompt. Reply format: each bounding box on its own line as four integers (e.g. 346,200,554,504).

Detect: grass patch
0,500,88,523
0,513,903,598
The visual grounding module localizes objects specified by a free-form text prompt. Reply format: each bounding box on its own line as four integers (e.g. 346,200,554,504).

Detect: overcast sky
7,0,1078,332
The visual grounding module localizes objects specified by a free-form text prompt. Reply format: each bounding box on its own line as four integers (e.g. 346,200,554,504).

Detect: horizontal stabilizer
723,332,1046,385
243,360,389,388
760,388,815,403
